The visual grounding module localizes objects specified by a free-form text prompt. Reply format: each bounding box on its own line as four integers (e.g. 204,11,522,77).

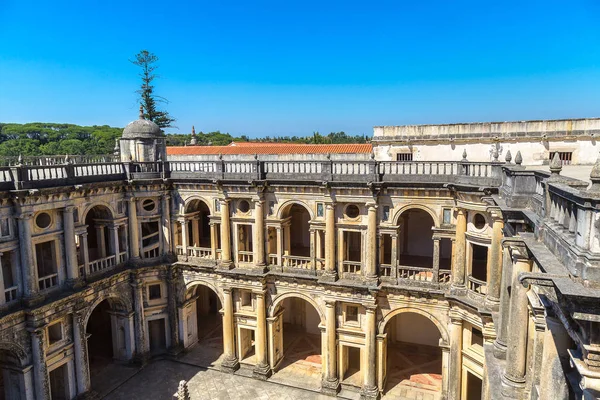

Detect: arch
269,291,324,324
379,307,449,344
184,280,224,306
183,196,213,215
81,201,116,223
277,200,315,220
392,204,439,228
83,293,130,328
0,343,27,367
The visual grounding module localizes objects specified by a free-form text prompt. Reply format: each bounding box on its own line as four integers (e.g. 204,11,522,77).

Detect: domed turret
119,105,167,162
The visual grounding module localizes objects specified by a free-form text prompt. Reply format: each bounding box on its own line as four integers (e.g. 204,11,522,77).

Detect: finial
64,154,70,164
113,138,120,156
461,149,468,161
549,152,562,175
590,153,600,191
505,150,512,163
190,125,197,145
254,153,258,160
515,151,523,166
139,104,144,119
191,125,196,136
17,154,23,165
327,153,331,160
370,151,375,160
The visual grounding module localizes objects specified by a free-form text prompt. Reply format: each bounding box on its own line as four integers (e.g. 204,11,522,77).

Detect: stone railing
238,250,253,263
88,255,117,275
282,255,312,269
187,246,212,259
467,275,487,295
398,265,434,282
38,273,58,291
4,286,17,303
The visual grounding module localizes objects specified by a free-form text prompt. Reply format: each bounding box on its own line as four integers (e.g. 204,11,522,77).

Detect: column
221,287,239,372
322,300,339,394
73,312,91,395
210,223,217,259
365,202,378,280
501,254,532,395
253,291,270,378
362,305,379,399
128,198,140,259
254,199,266,266
390,234,398,279
432,238,441,283
167,270,181,354
131,278,148,362
30,328,49,400
81,233,90,277
191,218,200,247
276,227,283,266
219,200,232,267
0,253,5,305
108,226,119,257
493,244,513,359
179,219,188,256
452,208,467,288
96,225,106,258
448,316,462,400
538,318,569,399
63,206,79,280
17,212,36,296
324,203,337,278
161,194,172,254
486,212,504,307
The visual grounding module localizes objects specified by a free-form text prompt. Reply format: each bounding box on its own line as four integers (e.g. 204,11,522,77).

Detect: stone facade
0,116,597,400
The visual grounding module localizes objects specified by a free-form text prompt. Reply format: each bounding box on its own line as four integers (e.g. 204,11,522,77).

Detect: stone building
0,113,597,400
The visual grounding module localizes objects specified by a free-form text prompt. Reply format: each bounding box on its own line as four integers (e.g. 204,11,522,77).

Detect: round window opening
345,205,360,219
238,200,250,213
142,199,156,212
36,212,51,229
474,213,486,229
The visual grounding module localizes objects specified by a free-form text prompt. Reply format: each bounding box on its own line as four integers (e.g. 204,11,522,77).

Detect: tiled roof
167,143,372,155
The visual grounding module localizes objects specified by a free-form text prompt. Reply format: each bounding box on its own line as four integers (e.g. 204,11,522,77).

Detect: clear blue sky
1,1,600,137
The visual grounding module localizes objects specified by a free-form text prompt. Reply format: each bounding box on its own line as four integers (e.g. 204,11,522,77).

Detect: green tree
131,50,175,129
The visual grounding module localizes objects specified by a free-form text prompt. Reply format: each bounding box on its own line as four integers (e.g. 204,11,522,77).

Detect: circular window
142,199,156,212
345,205,360,219
238,200,250,213
35,212,51,229
473,213,486,229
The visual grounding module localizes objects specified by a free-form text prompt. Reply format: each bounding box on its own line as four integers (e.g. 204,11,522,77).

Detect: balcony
38,273,58,291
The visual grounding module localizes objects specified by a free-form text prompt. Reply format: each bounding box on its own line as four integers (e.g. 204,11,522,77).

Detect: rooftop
167,142,373,155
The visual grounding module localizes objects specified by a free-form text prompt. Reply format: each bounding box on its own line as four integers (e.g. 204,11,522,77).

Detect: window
317,203,324,218
473,213,486,230
269,201,275,216
241,290,252,307
117,200,124,215
47,322,63,345
471,327,484,347
0,218,10,237
215,199,221,213
396,152,413,161
35,212,52,229
443,209,452,225
345,205,360,219
346,305,359,322
142,199,156,212
382,206,390,221
549,151,573,165
238,200,250,214
148,284,162,300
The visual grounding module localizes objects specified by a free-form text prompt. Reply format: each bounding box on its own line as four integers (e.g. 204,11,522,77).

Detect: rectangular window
36,241,57,277
215,200,221,213
47,322,63,345
241,290,252,307
346,305,359,322
148,284,162,300
396,153,413,161
317,203,324,218
471,327,484,347
549,151,573,165
0,218,10,237
269,201,275,216
73,208,79,223
382,206,390,221
443,209,452,225
117,201,124,215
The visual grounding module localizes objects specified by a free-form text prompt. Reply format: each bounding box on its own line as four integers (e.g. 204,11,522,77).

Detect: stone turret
119,105,167,162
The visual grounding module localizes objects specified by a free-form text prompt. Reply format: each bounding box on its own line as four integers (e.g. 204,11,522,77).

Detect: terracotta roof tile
167,143,372,155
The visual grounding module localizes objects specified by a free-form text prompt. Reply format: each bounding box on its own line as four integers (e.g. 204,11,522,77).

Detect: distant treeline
0,123,369,156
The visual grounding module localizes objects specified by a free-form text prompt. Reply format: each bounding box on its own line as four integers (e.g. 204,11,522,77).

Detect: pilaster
321,299,340,395
253,290,271,379
361,305,380,400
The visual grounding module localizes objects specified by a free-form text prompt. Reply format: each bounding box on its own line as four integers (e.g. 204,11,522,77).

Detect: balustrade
268,254,278,266
282,255,312,269
397,265,434,282
467,275,488,295
4,286,17,303
238,250,253,263
380,263,393,277
38,273,58,290
187,246,212,259
342,260,361,274
142,244,160,259
88,255,117,274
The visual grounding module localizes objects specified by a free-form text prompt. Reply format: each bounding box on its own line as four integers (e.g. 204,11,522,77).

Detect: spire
190,125,197,145
139,104,144,119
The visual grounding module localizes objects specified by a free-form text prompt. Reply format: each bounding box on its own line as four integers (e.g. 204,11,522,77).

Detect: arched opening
86,298,130,393
398,209,435,271
0,349,25,400
185,199,211,248
84,205,122,275
271,296,322,391
181,284,223,368
281,204,312,268
383,312,443,399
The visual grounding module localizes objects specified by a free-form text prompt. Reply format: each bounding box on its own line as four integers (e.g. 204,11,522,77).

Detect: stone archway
0,346,29,400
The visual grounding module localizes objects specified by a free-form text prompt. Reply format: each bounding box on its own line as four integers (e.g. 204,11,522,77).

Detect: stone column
167,269,181,355
452,208,467,288
191,218,200,247
128,198,140,259
219,200,232,267
432,238,441,283
131,278,148,362
448,316,463,400
538,317,569,400
253,290,270,379
17,212,37,296
179,219,188,256
254,199,266,267
390,234,398,280
494,244,513,359
362,305,379,399
276,227,283,266
322,300,339,395
109,226,120,257
63,206,79,280
365,202,378,281
96,225,107,258
161,194,172,254
30,328,49,400
73,312,91,395
0,253,5,305
485,210,504,308
501,254,532,397
81,233,90,278
323,203,337,280
210,223,217,259
221,287,239,372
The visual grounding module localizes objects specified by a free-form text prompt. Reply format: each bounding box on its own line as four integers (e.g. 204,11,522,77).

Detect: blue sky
1,1,600,137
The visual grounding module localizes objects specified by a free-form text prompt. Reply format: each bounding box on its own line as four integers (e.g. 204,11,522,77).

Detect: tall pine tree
131,50,175,129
